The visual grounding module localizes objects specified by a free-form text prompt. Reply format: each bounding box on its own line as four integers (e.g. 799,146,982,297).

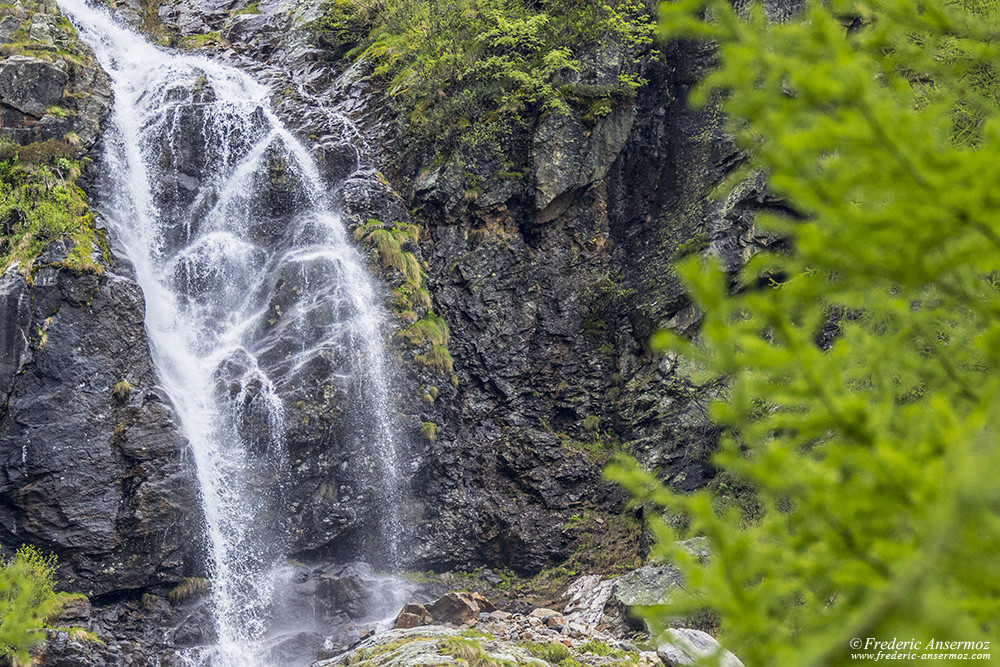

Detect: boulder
612,565,684,608
313,627,547,667
562,575,616,627
0,55,68,116
426,592,496,625
263,631,326,667
315,562,411,621
656,628,744,667
393,603,432,629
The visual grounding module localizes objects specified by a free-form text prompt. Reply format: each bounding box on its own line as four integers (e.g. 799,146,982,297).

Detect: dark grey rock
533,105,636,211
612,565,683,608
0,15,21,43
0,55,68,116
0,257,203,597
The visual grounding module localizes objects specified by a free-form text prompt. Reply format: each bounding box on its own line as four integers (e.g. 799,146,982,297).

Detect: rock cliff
0,0,204,598
76,0,778,576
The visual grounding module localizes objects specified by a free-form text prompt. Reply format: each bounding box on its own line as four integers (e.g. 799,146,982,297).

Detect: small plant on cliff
167,577,210,604
414,344,454,373
419,421,438,442
111,380,132,402
0,545,58,666
609,0,1000,664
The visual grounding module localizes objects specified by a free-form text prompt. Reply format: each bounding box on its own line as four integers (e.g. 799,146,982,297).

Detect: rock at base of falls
0,256,204,597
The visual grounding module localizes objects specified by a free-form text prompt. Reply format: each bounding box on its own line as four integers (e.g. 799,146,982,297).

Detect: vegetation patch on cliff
0,139,108,276
311,0,654,144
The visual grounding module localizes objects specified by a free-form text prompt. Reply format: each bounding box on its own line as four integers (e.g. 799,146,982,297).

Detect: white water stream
57,2,405,664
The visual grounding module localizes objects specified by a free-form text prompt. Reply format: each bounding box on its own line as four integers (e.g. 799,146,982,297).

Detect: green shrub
0,545,59,666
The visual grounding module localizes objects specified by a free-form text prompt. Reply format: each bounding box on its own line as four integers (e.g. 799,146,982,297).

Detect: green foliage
0,140,106,276
608,0,1000,665
440,636,516,667
0,545,58,666
311,0,654,142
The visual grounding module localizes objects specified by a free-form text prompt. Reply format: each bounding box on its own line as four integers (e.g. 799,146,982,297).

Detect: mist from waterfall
57,1,406,664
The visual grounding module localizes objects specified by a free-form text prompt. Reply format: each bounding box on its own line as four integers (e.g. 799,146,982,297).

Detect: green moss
415,344,454,373
582,415,600,432
231,1,259,14
111,380,132,402
419,421,438,442
528,511,645,605
177,31,220,48
401,311,450,347
673,231,709,260
0,140,107,276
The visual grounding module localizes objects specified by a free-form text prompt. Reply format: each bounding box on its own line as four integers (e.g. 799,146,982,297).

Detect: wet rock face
0,258,203,597
93,0,789,580
533,104,636,211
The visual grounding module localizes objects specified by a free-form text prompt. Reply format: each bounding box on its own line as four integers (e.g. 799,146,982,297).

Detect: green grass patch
415,344,454,374
521,641,571,664
0,140,108,276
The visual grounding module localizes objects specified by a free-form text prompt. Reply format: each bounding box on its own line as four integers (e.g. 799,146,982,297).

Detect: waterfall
57,2,406,664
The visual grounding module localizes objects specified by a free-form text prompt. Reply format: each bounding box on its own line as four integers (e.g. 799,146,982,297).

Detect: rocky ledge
313,586,745,667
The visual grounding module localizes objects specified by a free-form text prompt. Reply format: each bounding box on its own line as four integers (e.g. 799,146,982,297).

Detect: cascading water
57,2,407,664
